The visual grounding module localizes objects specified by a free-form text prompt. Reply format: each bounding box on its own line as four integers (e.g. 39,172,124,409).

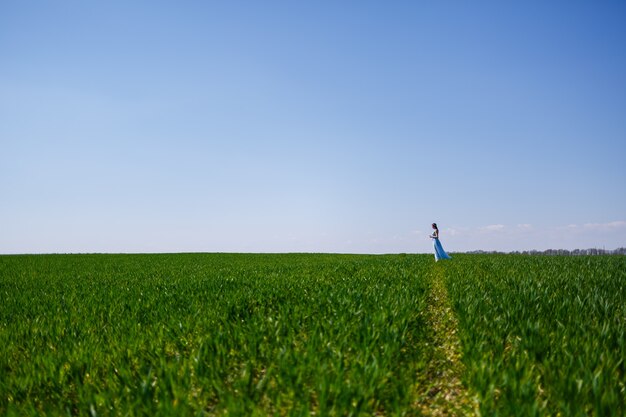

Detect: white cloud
482,224,505,232
582,221,626,231
444,226,470,237
434,221,626,252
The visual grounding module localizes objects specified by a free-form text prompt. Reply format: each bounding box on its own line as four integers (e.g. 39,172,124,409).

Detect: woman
430,223,451,261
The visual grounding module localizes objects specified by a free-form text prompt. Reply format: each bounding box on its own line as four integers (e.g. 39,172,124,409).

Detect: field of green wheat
0,253,624,416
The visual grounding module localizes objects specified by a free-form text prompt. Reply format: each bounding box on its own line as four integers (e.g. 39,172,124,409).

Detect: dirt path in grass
414,264,476,416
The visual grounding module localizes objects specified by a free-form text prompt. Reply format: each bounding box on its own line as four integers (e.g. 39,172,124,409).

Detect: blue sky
1,1,625,254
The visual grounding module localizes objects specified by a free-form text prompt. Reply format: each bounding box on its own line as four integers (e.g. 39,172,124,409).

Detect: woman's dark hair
432,223,438,229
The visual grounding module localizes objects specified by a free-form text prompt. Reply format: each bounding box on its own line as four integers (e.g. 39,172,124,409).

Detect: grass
1,253,624,416
445,254,626,416
1,253,432,416
415,263,475,416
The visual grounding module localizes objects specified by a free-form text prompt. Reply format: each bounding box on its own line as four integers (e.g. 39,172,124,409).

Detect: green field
1,253,624,416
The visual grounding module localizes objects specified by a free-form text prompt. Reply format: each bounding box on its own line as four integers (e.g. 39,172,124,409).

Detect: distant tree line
463,248,626,256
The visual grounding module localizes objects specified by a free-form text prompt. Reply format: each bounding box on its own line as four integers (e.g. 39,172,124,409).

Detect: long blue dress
432,234,451,261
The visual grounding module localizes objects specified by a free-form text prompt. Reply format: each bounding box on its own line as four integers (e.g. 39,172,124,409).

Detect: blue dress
432,234,451,261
